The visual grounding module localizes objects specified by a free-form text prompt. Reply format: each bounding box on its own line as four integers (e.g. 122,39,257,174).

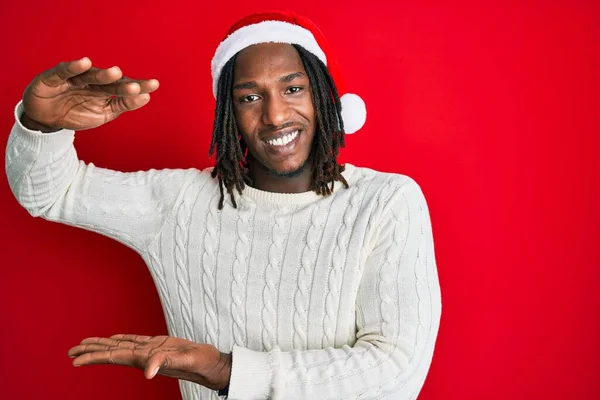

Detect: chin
269,158,309,178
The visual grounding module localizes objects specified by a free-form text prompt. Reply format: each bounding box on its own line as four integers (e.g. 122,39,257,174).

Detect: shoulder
166,165,217,184
342,163,428,210
143,166,217,199
346,165,433,254
181,166,220,195
156,166,216,187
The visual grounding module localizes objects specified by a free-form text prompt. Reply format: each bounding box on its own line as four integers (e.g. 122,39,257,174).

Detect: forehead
233,43,306,81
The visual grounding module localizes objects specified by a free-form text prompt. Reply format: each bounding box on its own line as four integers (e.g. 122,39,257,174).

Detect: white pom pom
340,93,366,134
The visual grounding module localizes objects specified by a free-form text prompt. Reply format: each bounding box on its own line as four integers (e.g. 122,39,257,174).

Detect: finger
144,350,190,380
80,337,136,349
68,343,112,358
145,352,172,379
146,348,202,380
68,66,123,87
87,80,142,96
72,347,148,367
109,334,153,344
109,93,152,114
141,79,160,94
87,79,159,96
39,58,93,87
118,78,160,94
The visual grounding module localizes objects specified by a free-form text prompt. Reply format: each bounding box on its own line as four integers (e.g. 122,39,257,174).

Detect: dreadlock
209,44,349,210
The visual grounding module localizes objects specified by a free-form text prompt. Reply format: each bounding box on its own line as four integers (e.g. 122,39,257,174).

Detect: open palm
22,58,159,131
68,334,231,391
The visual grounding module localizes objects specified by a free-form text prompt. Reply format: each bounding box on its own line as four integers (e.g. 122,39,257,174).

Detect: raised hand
21,58,159,131
67,334,231,391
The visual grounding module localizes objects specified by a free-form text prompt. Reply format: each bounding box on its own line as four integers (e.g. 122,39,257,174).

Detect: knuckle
108,349,116,364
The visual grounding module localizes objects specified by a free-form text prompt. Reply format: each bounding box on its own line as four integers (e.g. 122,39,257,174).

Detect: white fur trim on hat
211,20,327,97
340,93,366,134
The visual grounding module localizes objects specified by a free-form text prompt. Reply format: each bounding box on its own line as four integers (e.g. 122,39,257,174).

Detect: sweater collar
239,164,354,206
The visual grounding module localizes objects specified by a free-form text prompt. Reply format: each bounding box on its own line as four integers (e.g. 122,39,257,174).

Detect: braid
209,45,349,210
292,45,348,196
209,53,251,209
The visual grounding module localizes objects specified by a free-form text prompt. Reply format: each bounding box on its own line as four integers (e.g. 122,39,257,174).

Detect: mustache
258,121,305,136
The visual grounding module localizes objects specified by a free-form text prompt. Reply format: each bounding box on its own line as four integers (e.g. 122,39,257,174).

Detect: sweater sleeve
227,178,442,400
5,101,197,253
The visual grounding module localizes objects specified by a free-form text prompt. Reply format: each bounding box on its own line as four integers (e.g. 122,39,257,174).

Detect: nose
261,93,291,127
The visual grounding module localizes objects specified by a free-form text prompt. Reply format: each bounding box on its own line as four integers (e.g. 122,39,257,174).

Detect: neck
247,157,314,193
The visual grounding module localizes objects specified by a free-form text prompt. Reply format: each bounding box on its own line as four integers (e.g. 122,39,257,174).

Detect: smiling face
232,43,316,177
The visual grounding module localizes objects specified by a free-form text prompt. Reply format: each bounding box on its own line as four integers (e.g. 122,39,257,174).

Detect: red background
1,0,599,399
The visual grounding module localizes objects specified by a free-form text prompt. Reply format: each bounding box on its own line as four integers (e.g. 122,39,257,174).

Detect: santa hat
211,11,366,134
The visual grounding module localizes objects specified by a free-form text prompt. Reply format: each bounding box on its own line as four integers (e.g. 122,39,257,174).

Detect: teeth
267,130,298,146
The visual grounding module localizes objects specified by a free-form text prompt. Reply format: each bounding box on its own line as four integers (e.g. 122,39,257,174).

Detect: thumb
145,352,170,379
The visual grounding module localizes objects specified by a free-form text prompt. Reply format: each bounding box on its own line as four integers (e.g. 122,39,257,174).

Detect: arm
226,178,442,399
5,101,197,253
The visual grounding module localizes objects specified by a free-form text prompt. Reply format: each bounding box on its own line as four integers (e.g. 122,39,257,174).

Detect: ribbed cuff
227,346,274,400
14,100,75,151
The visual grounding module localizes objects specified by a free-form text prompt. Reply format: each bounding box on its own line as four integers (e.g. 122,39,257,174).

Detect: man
5,11,441,400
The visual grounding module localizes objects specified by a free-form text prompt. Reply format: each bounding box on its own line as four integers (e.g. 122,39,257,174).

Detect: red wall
1,0,598,398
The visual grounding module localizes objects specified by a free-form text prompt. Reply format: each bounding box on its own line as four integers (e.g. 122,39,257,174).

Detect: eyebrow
279,72,306,83
232,72,307,91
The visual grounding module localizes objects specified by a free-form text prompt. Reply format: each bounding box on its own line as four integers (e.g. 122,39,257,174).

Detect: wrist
20,112,59,133
217,352,232,395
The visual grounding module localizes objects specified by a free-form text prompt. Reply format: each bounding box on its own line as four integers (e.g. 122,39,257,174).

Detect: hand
21,58,159,131
67,334,231,391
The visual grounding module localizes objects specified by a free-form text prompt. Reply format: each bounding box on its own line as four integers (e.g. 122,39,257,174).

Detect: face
232,43,316,176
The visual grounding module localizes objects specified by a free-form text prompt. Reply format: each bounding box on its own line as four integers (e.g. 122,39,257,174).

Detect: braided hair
209,44,349,209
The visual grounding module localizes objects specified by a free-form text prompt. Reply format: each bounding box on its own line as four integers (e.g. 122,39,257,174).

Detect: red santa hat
211,11,367,134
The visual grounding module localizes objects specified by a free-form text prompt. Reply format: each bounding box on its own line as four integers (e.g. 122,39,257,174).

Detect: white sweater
5,101,442,400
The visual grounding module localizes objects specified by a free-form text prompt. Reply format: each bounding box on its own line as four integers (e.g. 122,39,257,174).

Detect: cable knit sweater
5,101,442,400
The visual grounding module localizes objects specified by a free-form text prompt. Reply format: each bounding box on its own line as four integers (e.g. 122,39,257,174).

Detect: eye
240,94,260,103
285,86,304,94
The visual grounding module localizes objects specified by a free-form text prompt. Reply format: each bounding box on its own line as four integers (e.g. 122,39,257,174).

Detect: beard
268,157,309,178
